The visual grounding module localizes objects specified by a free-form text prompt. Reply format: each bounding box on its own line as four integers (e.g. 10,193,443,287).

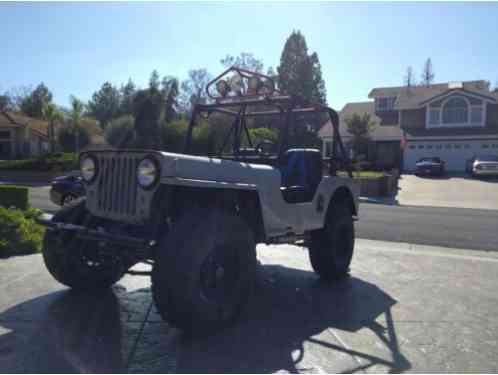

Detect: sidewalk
1,239,497,372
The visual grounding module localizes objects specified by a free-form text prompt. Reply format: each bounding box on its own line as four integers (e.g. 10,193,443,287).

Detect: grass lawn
338,170,385,179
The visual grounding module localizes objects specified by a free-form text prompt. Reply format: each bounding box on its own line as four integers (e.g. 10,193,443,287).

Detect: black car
49,171,85,206
415,157,446,176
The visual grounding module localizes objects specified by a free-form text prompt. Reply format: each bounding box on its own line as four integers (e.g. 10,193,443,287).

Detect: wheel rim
199,244,239,306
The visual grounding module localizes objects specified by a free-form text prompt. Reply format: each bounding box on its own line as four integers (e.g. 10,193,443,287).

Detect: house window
409,145,415,149
418,145,424,149
0,131,10,139
482,144,489,149
454,144,461,149
442,97,468,124
445,144,452,149
376,97,396,111
436,144,442,149
427,145,433,149
429,108,440,125
470,106,483,123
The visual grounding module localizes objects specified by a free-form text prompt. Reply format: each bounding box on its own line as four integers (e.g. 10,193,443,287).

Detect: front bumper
49,188,63,206
37,214,154,256
473,168,498,176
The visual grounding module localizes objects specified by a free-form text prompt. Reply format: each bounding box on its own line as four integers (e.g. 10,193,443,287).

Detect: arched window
442,97,468,124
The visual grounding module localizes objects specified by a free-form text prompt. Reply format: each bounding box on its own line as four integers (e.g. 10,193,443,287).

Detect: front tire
42,199,125,291
309,201,354,281
151,208,256,335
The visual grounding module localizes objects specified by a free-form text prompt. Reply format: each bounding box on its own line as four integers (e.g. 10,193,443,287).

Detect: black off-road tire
309,201,354,281
42,198,125,291
151,208,257,335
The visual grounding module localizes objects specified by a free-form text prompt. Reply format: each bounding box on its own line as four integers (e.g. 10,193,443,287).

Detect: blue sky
1,2,498,110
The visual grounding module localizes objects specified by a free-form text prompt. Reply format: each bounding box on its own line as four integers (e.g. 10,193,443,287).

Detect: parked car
467,155,498,177
49,171,85,206
415,157,446,176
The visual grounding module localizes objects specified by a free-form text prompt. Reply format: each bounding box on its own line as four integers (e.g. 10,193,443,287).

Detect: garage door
404,140,498,172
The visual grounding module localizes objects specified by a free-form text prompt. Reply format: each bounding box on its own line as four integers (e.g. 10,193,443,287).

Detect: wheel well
328,186,357,217
154,185,266,243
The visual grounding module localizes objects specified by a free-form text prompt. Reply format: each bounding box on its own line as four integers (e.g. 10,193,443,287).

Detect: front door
0,142,12,159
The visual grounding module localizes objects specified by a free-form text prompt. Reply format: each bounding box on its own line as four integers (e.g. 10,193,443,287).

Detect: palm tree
42,103,63,153
69,96,85,153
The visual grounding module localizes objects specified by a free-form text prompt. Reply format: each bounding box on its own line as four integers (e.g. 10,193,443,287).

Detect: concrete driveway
1,240,498,373
397,174,498,210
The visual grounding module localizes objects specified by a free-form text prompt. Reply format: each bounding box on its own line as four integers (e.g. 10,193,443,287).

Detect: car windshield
476,155,498,162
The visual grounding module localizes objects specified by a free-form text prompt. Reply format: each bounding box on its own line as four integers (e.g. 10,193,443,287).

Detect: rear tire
42,199,125,291
309,201,354,281
151,208,256,335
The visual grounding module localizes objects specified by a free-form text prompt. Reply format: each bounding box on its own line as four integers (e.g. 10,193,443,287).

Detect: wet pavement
1,239,498,373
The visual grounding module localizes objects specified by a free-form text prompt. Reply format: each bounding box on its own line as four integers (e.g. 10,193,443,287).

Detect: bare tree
421,58,435,87
180,68,212,113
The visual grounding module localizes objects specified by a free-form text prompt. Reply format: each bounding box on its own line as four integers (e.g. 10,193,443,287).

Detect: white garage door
404,140,498,172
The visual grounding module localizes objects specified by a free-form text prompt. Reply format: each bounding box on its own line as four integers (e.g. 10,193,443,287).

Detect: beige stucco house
0,111,50,159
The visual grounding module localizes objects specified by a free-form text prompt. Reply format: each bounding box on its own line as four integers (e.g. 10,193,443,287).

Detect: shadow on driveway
0,265,411,373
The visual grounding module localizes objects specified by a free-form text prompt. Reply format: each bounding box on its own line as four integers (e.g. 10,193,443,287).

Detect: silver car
471,155,498,177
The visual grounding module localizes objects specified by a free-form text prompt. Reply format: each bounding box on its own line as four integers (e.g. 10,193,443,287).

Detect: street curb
356,238,498,262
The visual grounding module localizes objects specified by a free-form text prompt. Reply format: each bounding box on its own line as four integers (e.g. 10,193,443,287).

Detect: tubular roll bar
184,67,353,177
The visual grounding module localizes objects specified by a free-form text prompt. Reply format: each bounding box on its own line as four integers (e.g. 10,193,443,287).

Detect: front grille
96,154,140,216
84,151,155,223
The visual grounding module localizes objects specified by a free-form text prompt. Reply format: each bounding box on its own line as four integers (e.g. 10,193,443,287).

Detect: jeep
39,67,359,334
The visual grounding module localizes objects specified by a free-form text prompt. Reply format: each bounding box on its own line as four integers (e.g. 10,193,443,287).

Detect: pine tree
421,58,435,87
120,78,136,116
404,66,415,88
277,31,326,105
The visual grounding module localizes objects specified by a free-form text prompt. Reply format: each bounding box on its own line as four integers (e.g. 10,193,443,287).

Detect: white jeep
40,68,359,334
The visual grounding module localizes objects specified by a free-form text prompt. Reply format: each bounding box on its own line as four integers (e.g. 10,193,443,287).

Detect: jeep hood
157,151,275,184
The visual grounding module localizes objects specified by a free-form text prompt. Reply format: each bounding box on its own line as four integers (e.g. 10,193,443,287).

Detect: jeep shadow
0,264,410,373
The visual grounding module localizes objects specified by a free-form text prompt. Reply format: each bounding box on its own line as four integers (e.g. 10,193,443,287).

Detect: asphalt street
1,240,498,373
28,186,498,252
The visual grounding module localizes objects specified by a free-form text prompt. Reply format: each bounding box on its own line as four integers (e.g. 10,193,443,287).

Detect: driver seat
280,149,323,203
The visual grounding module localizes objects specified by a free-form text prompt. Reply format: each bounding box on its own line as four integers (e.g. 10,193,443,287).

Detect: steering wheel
256,140,276,155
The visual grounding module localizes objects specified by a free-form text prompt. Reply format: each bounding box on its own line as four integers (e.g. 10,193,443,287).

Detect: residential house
320,80,498,172
0,111,50,159
319,102,403,169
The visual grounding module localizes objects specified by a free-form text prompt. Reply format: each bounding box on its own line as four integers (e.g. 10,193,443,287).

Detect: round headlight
137,158,158,188
80,156,96,182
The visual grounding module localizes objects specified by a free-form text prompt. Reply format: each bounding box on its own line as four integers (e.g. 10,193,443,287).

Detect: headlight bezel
137,156,160,189
80,155,98,183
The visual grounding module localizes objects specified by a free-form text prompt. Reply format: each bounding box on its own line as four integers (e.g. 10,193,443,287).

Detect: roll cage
183,66,353,177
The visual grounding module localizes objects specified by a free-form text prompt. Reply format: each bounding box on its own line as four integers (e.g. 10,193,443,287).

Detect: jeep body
41,67,359,333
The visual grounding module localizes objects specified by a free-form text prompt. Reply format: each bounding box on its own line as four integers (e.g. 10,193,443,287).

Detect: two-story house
319,80,498,172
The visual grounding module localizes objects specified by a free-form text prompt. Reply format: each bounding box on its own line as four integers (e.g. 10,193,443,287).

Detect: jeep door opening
39,67,359,334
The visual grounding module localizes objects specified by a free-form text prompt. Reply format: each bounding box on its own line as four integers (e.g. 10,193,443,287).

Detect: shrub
0,206,45,256
105,115,136,148
0,185,29,210
160,120,188,153
58,125,90,152
0,153,77,171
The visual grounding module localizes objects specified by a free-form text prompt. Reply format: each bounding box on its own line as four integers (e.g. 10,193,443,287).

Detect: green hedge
0,153,78,172
0,207,45,256
0,185,29,210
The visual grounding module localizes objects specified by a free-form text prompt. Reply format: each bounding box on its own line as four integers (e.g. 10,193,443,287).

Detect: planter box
356,173,398,197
